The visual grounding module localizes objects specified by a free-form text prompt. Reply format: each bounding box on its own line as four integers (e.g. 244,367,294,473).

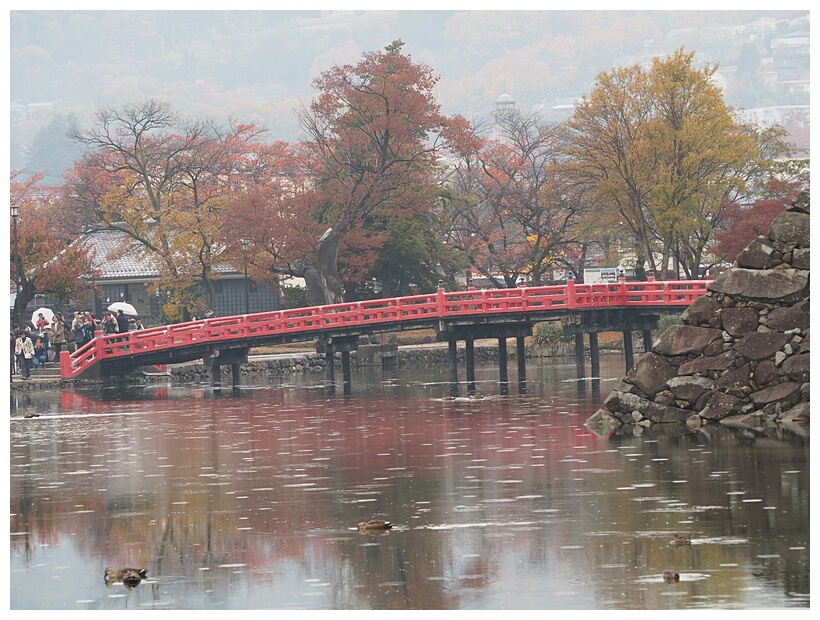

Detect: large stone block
681,295,721,326
734,332,789,361
720,307,759,338
792,248,810,269
779,402,810,423
768,211,810,248
714,363,752,395
750,381,802,409
781,353,810,383
603,390,690,423
603,389,640,413
736,237,775,269
584,409,624,436
709,268,808,302
753,360,779,387
653,325,722,356
789,191,810,215
678,351,738,375
667,375,714,403
629,352,677,397
766,305,810,333
699,391,746,421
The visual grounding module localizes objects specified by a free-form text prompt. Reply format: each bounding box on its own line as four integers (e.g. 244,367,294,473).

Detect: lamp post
241,239,250,315
11,205,20,327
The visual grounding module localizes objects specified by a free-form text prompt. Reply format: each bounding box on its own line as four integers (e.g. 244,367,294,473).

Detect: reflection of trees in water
9,380,810,608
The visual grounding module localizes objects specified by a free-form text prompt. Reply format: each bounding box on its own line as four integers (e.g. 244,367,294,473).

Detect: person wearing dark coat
115,309,130,337
102,312,118,336
31,336,48,369
72,313,87,347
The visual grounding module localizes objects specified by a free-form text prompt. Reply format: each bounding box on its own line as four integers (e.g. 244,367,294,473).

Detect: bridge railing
59,279,711,380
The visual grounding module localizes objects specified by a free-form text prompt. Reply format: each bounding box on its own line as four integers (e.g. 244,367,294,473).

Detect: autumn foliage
10,172,99,324
715,198,788,263
13,44,806,320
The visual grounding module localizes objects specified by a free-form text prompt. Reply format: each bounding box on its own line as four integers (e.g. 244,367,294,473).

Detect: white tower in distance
492,92,517,143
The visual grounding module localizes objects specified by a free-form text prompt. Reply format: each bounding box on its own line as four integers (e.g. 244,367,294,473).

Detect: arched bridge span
60,279,710,384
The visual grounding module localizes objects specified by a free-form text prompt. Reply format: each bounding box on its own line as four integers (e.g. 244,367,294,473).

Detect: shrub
657,314,683,333
532,322,573,346
281,285,307,309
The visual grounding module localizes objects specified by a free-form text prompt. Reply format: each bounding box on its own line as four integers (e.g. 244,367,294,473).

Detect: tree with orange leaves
10,172,99,326
446,111,588,287
296,40,475,305
64,100,279,320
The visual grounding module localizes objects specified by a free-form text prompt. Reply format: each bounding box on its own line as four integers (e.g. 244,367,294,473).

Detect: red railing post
566,279,576,309
59,350,71,379
436,285,446,316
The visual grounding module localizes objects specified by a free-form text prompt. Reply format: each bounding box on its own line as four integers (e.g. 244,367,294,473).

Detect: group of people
71,309,144,347
11,308,146,381
11,307,217,381
11,311,67,380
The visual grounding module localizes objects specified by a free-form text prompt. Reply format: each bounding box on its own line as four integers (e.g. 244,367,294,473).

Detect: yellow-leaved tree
562,48,761,279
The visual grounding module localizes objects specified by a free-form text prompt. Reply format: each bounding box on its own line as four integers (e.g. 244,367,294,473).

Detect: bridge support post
498,331,508,394
205,348,248,391
325,349,335,387
589,332,600,379
211,362,221,390
623,330,634,372
643,329,653,354
315,335,358,393
516,335,526,391
448,339,458,395
575,333,585,379
465,334,476,393
341,350,352,395
562,310,659,378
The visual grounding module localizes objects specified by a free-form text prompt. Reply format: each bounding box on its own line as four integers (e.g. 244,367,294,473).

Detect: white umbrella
31,307,54,327
108,302,138,316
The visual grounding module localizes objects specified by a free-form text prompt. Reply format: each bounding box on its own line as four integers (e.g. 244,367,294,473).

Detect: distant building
732,104,810,127
492,92,517,143
76,227,280,323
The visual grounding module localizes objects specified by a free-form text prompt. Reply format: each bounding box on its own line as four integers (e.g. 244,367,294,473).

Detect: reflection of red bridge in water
60,278,710,389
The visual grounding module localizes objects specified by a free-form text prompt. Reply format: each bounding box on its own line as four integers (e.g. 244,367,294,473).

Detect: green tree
342,208,468,298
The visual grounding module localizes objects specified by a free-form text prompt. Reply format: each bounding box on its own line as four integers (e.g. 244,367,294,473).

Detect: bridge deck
60,279,710,380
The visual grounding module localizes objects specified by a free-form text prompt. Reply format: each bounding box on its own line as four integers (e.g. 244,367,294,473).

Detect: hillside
10,10,810,177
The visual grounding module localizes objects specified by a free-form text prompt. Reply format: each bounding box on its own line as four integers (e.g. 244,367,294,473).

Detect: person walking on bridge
102,312,118,336
115,309,130,336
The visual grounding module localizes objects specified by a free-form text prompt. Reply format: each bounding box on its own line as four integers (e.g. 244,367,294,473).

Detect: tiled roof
81,227,240,281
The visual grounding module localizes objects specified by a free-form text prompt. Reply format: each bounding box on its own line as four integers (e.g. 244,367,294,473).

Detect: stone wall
586,192,809,435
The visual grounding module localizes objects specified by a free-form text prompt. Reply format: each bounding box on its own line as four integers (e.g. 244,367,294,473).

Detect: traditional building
78,227,280,324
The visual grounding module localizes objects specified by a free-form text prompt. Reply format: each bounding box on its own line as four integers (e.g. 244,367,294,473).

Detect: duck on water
104,567,148,588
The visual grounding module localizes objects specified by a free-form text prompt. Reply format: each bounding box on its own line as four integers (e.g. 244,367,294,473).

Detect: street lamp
241,239,250,315
11,205,20,327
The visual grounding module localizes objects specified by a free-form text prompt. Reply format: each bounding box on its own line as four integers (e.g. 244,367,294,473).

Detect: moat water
9,357,810,609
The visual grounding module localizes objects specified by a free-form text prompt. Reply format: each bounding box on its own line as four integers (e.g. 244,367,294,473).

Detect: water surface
9,358,810,609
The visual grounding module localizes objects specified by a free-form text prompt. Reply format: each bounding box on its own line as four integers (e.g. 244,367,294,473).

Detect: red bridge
60,278,710,388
